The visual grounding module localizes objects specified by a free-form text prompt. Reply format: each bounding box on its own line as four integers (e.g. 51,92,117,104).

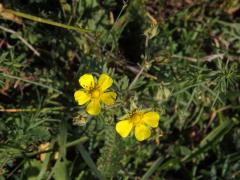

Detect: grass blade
77,144,104,180
182,117,235,162
142,157,164,180
7,9,93,33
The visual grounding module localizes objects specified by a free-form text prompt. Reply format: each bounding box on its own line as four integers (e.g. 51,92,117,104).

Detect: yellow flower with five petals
74,73,117,115
116,110,160,141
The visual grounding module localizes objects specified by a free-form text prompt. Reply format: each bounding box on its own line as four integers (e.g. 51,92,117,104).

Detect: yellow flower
116,110,160,141
74,73,117,115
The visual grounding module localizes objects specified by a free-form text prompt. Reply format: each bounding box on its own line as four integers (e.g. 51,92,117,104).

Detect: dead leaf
0,4,22,24
221,0,240,15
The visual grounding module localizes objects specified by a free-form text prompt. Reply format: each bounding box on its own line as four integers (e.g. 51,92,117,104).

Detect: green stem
66,136,88,148
8,9,93,33
1,73,63,94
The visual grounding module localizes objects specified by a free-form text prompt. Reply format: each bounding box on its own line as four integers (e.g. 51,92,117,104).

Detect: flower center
130,112,142,126
91,89,100,99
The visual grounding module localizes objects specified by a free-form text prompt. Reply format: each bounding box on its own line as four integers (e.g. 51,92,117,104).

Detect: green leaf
77,144,104,180
142,157,164,180
52,159,69,180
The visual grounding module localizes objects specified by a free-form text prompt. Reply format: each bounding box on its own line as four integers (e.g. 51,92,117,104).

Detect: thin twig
104,52,157,79
128,65,145,90
172,53,240,62
171,54,199,62
1,73,63,94
0,25,40,56
125,64,157,80
0,106,65,112
207,105,232,128
7,160,25,178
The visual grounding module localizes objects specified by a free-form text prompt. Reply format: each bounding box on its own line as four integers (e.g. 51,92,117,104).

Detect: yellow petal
134,124,151,141
79,74,95,90
97,73,113,91
142,112,160,128
74,90,91,105
116,119,133,138
100,91,117,105
86,100,101,115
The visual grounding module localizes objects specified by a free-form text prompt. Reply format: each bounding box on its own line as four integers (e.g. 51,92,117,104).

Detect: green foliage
0,0,240,179
97,127,123,179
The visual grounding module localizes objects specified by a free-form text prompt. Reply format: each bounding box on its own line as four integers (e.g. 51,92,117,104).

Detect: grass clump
0,0,240,179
